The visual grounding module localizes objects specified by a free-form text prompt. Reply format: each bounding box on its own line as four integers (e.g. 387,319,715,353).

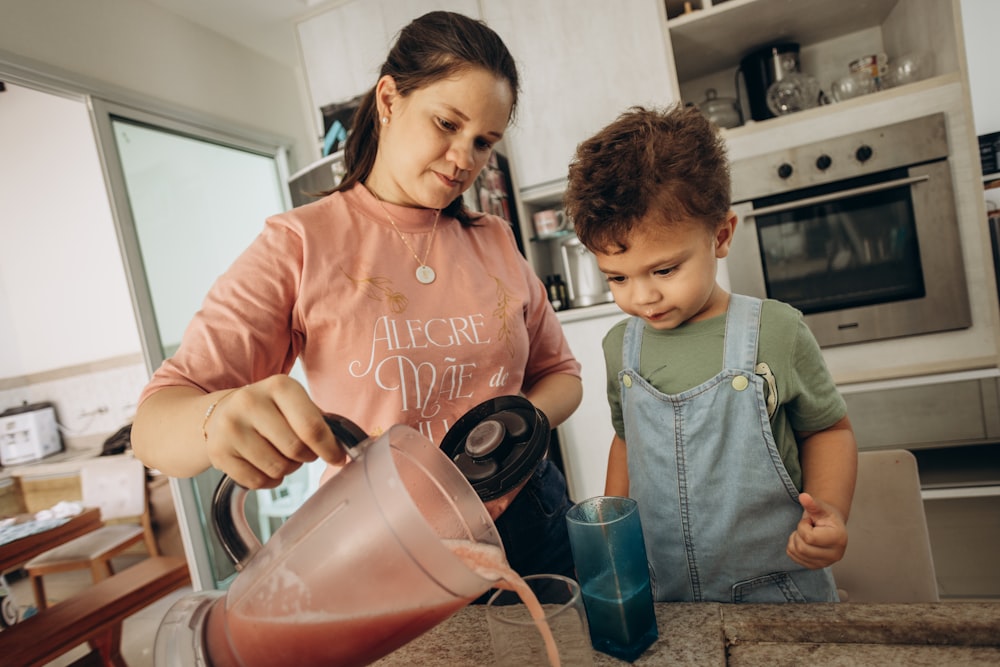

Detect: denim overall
621,294,838,602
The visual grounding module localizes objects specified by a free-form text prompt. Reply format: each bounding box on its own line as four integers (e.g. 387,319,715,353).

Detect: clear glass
884,52,931,89
486,574,594,667
830,70,876,102
753,169,925,314
766,72,821,116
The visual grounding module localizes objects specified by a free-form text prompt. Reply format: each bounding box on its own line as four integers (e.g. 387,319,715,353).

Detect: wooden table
0,507,101,574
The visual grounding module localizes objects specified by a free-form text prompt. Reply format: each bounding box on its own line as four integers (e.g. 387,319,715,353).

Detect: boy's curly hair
564,104,731,253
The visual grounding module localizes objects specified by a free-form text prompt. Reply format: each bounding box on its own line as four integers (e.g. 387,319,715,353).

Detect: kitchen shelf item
830,70,876,102
698,88,743,128
559,236,613,309
740,42,800,121
765,71,821,116
883,52,930,89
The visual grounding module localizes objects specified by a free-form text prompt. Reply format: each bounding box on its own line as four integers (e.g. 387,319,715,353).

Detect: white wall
0,85,140,377
0,0,319,380
961,0,1000,136
0,0,315,167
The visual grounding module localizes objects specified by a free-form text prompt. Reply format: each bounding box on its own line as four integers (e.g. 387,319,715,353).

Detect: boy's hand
786,492,848,569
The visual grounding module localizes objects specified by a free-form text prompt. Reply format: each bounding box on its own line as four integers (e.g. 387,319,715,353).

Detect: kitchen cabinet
555,305,626,502
842,374,1000,451
296,0,481,136
480,0,678,194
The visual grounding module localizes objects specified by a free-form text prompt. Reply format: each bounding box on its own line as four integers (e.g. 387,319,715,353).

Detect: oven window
752,168,925,314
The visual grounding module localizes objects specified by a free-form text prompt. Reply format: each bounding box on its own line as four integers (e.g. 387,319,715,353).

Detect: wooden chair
24,455,159,610
831,449,939,602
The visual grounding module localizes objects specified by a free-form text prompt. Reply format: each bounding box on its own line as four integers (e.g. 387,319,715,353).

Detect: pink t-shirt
139,183,580,443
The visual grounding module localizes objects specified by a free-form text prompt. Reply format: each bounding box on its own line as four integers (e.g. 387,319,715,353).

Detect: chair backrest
80,455,148,521
831,449,939,602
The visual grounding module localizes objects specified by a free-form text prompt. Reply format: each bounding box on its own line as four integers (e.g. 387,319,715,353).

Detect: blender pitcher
155,413,506,667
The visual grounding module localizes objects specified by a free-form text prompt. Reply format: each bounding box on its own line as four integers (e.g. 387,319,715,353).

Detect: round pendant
416,265,436,284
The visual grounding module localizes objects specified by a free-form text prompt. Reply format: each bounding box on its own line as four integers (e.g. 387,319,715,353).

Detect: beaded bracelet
202,389,238,442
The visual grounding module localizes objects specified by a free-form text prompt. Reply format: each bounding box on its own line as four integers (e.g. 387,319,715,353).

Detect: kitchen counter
373,601,1000,666
555,301,623,325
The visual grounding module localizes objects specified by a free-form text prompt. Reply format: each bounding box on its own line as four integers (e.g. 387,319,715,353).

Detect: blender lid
439,396,549,501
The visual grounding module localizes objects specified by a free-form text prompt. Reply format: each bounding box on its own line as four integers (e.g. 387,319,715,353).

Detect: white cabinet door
557,309,627,502
481,0,678,192
297,0,481,113
297,1,386,110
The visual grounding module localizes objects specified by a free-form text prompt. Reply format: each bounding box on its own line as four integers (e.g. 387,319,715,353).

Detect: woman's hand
202,375,347,489
133,375,346,488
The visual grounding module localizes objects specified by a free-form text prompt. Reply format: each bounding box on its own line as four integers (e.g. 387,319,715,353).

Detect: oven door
728,160,971,347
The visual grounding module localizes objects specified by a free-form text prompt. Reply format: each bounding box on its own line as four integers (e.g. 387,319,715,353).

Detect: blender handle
211,413,370,570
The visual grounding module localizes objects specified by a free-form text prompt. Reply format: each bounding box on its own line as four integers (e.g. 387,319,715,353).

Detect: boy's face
594,213,737,330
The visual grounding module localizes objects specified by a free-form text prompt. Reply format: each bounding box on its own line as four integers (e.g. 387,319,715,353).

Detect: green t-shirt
603,299,847,489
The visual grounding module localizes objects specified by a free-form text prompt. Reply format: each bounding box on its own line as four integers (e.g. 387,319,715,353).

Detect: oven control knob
855,145,873,162
816,154,832,171
777,163,793,179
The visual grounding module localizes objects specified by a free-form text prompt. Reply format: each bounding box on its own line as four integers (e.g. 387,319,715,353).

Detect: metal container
559,236,613,308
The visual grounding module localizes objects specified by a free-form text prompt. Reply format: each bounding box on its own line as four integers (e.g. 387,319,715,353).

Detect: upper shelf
667,0,901,81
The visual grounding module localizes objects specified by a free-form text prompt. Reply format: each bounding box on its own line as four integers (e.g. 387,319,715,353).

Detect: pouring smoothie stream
452,541,562,667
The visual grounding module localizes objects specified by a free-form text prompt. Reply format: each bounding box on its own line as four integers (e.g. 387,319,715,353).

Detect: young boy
563,105,857,603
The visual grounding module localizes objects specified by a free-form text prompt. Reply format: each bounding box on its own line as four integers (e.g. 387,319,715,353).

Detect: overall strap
623,316,645,369
722,294,762,372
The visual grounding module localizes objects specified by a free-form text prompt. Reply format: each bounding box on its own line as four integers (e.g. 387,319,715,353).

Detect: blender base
154,590,226,666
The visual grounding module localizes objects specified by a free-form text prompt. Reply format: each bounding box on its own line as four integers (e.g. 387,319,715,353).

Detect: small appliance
0,402,63,466
738,42,801,121
559,236,613,308
727,112,970,347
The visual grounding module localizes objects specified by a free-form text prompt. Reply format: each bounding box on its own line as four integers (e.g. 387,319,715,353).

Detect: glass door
90,98,291,590
751,168,925,314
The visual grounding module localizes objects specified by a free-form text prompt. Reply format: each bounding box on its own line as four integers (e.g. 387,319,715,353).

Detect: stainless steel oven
727,113,971,347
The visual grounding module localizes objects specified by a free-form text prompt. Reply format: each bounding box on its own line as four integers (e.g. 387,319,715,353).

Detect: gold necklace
374,194,441,284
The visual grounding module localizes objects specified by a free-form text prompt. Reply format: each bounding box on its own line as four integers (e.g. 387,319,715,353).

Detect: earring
381,117,388,124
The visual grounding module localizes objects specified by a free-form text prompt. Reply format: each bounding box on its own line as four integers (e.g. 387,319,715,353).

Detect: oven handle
740,174,930,219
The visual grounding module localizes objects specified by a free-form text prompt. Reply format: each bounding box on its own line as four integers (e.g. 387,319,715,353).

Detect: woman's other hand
133,375,346,488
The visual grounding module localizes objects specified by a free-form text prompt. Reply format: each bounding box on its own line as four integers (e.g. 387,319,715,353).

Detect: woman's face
368,67,514,209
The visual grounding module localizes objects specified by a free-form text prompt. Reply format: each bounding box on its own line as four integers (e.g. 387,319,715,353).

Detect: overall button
623,376,633,388
731,376,749,391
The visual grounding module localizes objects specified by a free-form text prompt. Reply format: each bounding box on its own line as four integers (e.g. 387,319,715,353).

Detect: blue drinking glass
566,496,657,662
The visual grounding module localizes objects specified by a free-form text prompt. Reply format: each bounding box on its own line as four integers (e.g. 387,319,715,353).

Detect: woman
132,10,583,578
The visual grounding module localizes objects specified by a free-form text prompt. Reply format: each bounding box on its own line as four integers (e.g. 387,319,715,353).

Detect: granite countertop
373,601,1000,666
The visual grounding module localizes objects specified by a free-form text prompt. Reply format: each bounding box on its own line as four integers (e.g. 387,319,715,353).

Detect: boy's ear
714,210,738,258
375,75,399,121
